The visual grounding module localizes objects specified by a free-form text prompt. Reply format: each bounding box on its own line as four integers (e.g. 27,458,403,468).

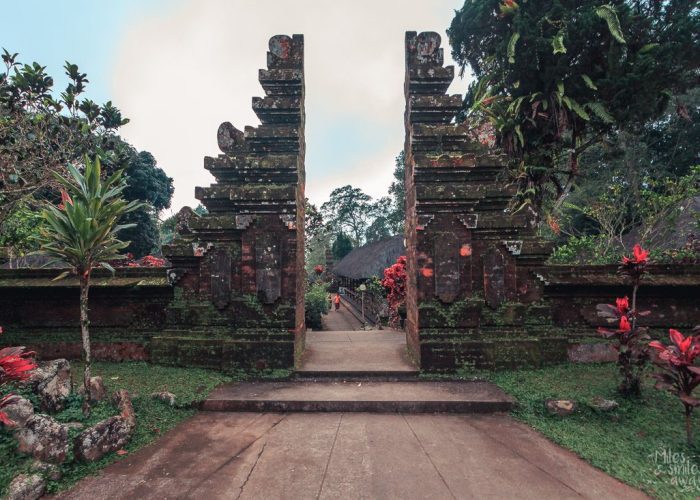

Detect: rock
567,343,617,363
151,391,176,407
31,460,62,481
113,390,136,428
73,390,136,462
4,473,45,500
590,396,619,412
545,399,577,417
2,396,35,428
25,359,71,413
64,422,85,431
15,414,70,463
78,376,106,403
73,416,134,462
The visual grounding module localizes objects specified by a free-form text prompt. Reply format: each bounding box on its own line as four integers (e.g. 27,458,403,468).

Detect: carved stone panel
255,234,282,304
483,247,506,309
210,249,232,310
434,234,460,303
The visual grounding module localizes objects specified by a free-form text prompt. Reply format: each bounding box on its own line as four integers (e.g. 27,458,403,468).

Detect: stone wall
0,268,171,361
542,264,700,363
404,31,555,371
159,34,306,371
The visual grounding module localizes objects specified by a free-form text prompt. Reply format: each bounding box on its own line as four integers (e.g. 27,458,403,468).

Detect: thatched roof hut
333,235,405,281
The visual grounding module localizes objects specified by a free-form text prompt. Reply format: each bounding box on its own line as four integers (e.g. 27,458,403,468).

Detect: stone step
201,380,514,413
293,370,420,381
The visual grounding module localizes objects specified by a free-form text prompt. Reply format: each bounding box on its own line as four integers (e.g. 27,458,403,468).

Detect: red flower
616,297,629,314
619,316,632,332
622,244,649,266
313,265,324,275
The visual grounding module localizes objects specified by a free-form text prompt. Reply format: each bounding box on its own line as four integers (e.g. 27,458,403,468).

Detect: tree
321,185,375,246
365,196,394,243
1,51,129,224
305,198,324,241
550,89,700,261
387,151,406,233
119,150,173,257
304,198,331,273
0,52,172,258
35,157,141,413
448,0,700,215
332,232,353,260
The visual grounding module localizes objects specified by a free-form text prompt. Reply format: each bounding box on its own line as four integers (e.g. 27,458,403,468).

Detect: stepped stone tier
159,34,306,371
403,31,561,370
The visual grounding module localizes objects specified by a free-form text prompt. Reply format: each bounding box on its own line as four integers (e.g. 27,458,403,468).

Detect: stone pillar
404,31,561,371
158,34,305,371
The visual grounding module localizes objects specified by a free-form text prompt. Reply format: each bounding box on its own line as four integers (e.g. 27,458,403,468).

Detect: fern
514,124,525,147
586,102,615,123
508,32,520,64
552,30,566,55
563,96,590,121
639,43,659,54
581,74,598,91
596,4,626,44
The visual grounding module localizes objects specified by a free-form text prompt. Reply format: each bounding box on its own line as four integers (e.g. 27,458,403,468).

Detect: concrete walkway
55,412,647,500
299,330,416,376
320,299,365,331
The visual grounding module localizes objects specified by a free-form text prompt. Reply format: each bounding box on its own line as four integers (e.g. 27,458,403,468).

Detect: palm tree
35,156,141,411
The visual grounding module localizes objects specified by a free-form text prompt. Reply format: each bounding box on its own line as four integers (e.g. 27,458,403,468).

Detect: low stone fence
0,264,698,369
542,264,700,362
0,267,172,360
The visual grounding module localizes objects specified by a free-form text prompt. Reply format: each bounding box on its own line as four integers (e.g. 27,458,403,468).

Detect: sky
2,0,471,217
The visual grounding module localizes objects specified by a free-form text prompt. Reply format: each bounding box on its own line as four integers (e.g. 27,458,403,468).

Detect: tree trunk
80,270,92,416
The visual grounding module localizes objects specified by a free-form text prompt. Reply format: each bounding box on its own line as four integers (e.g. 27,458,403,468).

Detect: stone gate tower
404,31,564,371
157,35,306,371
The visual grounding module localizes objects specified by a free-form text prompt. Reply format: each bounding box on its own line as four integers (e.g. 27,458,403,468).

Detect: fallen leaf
116,449,128,456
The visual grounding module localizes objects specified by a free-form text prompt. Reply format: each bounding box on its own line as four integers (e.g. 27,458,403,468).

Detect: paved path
299,330,416,375
55,412,647,500
320,299,364,331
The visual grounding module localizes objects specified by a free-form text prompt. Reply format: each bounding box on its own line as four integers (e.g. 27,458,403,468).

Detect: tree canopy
448,0,700,214
0,51,173,258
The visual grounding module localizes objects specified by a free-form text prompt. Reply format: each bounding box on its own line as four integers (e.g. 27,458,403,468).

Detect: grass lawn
481,363,700,500
0,361,235,496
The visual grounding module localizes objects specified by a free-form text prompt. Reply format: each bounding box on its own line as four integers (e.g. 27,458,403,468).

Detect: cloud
111,0,471,213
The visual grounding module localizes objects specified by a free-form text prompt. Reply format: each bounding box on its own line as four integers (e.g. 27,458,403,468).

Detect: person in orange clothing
333,293,341,312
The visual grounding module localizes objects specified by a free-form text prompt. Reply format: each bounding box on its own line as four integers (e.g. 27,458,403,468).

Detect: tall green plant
35,156,141,412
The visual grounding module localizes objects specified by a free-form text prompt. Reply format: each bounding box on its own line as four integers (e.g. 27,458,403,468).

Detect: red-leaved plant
314,265,324,275
597,244,651,397
0,326,36,426
649,328,700,445
121,254,167,268
382,256,407,329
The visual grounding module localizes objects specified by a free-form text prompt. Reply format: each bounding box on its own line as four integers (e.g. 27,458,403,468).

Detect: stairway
201,328,515,414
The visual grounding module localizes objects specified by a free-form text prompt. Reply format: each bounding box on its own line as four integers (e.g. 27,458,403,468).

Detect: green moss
419,298,483,328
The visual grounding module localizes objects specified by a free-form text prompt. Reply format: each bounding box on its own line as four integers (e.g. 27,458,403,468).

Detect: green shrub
305,282,329,330
549,235,620,265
